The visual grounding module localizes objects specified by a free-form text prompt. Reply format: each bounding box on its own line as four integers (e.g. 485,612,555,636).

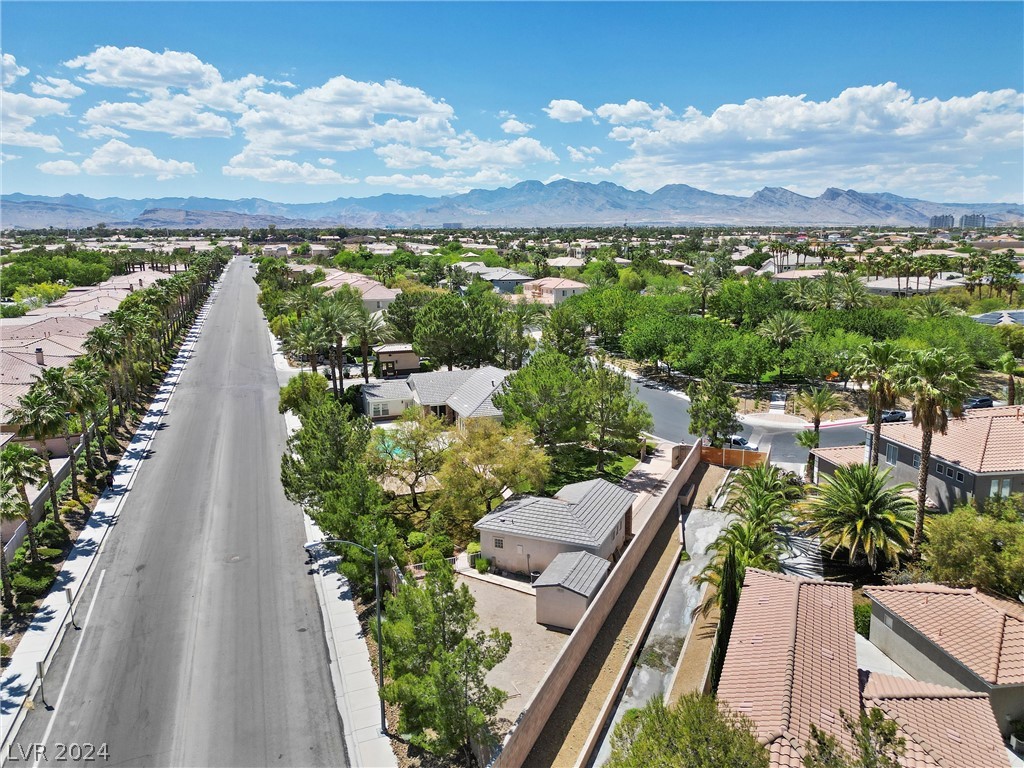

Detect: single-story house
361,366,508,425
547,256,586,269
459,262,532,294
521,277,589,306
718,569,1009,768
314,270,400,313
533,550,610,630
866,583,1024,737
375,343,420,378
474,478,636,576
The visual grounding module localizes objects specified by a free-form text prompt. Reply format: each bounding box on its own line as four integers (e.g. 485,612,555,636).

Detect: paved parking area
458,575,569,727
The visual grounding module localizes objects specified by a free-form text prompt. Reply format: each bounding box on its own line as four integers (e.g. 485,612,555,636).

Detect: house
459,262,532,294
521,277,588,306
314,270,400,313
375,343,420,378
262,244,289,257
866,583,1024,736
533,551,610,630
862,406,1024,511
547,256,586,269
474,478,636,576
361,366,509,425
717,570,1010,768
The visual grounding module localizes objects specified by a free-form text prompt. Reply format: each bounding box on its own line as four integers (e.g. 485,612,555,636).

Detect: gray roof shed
533,551,610,597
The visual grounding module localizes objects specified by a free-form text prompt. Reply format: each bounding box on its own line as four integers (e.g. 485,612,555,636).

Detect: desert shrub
466,541,481,556
854,603,872,638
12,561,56,599
474,557,489,574
34,519,70,548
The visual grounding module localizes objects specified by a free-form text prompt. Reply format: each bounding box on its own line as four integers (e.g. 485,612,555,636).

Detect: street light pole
305,538,387,735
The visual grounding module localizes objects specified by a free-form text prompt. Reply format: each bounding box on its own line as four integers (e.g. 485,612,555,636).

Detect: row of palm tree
787,271,870,311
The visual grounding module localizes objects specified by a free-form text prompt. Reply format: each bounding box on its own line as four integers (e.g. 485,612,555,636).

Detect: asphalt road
630,379,867,464
11,257,348,767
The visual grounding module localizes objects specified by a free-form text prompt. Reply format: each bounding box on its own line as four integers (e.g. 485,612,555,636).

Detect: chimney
35,347,45,366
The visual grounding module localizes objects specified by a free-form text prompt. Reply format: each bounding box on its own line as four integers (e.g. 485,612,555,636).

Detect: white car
726,435,755,449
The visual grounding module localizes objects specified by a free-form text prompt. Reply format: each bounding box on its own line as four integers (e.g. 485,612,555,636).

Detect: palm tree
907,295,960,320
836,273,869,310
36,368,86,508
756,310,808,352
284,315,330,374
896,348,976,550
850,342,904,468
0,481,21,610
10,387,65,524
70,357,112,470
686,268,721,317
283,284,327,320
693,518,784,617
799,464,915,571
353,310,394,383
795,429,821,479
2,444,49,563
499,301,548,369
787,278,817,311
314,300,360,398
996,352,1018,406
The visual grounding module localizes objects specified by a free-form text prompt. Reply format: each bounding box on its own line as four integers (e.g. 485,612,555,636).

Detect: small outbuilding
376,343,420,377
533,551,610,630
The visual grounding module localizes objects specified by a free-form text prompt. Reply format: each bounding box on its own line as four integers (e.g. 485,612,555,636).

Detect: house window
945,467,955,479
956,471,964,483
371,402,390,417
935,462,944,475
885,444,898,466
494,537,504,549
912,454,920,469
991,478,1012,498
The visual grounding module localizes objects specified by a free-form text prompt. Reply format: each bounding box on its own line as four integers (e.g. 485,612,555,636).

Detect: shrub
34,519,69,549
466,541,481,556
1,642,10,658
104,434,120,453
407,532,428,550
12,561,56,599
679,551,691,563
474,557,489,574
854,603,872,638
38,547,63,562
430,533,454,559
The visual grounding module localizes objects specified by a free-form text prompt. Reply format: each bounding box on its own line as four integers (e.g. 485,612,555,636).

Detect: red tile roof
718,569,860,767
860,671,1009,768
865,584,1024,685
864,407,1024,474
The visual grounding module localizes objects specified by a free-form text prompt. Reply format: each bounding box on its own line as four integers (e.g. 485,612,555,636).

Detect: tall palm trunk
870,409,883,468
362,339,371,383
38,450,60,525
1,538,13,610
62,429,84,507
17,487,40,560
914,427,933,551
336,334,346,397
78,413,95,475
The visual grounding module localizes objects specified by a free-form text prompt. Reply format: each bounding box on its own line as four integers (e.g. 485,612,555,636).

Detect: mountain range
2,180,1021,230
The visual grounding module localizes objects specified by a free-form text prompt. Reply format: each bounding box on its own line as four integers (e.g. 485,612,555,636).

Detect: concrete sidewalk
739,411,868,430
280,387,397,766
0,270,226,753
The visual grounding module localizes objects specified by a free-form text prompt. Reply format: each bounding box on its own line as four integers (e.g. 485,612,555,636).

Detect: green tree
382,557,512,758
687,368,740,448
757,309,809,355
922,496,1024,597
586,359,653,472
606,694,769,768
353,310,394,383
804,707,905,768
36,367,86,508
493,349,587,450
800,464,915,571
498,300,546,370
850,342,904,468
382,287,441,342
10,387,65,524
1,444,48,566
367,409,448,514
283,314,330,374
278,372,331,418
896,348,976,550
996,351,1017,406
542,301,588,360
796,386,844,478
413,293,469,371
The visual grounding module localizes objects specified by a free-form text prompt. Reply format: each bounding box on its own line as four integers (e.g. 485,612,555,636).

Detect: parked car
880,410,906,423
963,396,994,410
726,435,754,449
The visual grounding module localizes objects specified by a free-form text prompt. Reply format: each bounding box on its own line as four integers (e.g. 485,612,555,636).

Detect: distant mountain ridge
2,180,1021,229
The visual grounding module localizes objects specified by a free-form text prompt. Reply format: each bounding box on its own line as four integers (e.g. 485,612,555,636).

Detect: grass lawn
545,445,639,495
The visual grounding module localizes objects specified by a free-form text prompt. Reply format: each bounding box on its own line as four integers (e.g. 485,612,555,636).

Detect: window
956,471,964,483
991,478,1012,498
494,537,504,549
885,444,898,466
935,463,944,475
945,467,955,479
912,454,920,468
371,402,390,417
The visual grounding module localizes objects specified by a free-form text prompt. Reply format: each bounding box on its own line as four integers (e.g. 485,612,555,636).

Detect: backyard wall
700,446,767,468
493,442,702,767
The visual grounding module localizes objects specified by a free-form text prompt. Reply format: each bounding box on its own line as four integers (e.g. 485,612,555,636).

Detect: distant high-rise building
929,214,955,229
959,213,986,229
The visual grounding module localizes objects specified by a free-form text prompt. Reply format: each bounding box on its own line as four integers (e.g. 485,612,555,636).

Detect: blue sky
2,2,1022,204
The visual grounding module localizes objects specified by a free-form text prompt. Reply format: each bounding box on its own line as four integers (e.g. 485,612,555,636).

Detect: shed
533,551,610,630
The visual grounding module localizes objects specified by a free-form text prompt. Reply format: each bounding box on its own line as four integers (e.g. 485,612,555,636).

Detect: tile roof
865,583,1024,685
407,369,477,406
860,671,1010,768
445,366,508,418
474,478,635,549
718,569,860,767
522,277,588,290
533,550,609,597
375,343,416,354
811,445,866,469
865,407,1024,474
361,381,415,403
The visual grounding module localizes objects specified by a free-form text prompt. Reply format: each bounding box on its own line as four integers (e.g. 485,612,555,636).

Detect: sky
1,1,1022,205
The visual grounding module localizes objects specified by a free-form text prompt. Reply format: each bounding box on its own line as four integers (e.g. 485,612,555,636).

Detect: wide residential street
9,256,348,767
630,379,866,465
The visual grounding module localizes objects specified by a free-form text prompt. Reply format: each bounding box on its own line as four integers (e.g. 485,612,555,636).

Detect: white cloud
375,135,557,171
1,152,22,164
318,157,336,166
567,145,603,163
38,159,81,175
364,168,517,192
595,99,672,124
501,118,533,135
81,139,196,179
0,92,68,152
1,53,29,87
31,77,85,99
78,124,129,140
544,99,593,123
604,83,1023,200
222,150,357,184
82,96,234,138
64,45,220,93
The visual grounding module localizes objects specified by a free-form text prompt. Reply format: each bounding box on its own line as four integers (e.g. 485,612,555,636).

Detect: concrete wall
535,586,589,631
990,686,1024,737
493,442,701,767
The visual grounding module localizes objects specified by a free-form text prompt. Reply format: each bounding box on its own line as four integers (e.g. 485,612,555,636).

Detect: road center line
32,569,107,768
